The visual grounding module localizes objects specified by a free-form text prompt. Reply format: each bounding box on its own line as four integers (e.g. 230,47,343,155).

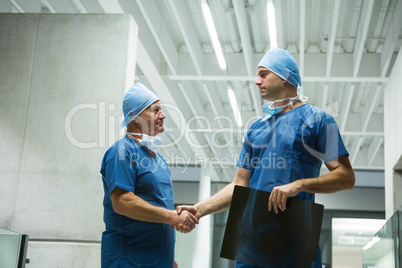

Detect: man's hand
268,181,301,214
177,210,199,232
173,205,200,233
174,259,178,268
176,205,201,219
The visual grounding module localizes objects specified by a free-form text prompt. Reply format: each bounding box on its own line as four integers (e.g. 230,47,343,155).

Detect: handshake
170,205,201,234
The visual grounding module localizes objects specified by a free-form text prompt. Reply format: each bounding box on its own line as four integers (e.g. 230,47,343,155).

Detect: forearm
296,161,355,194
113,191,176,224
195,168,250,218
194,182,235,218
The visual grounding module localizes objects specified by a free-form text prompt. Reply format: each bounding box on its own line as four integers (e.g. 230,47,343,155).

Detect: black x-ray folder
220,186,324,268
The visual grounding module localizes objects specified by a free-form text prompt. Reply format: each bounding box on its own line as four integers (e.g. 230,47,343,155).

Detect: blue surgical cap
119,83,159,129
257,48,301,88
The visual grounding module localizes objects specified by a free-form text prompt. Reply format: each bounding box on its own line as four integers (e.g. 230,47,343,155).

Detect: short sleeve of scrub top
102,141,137,196
313,111,348,164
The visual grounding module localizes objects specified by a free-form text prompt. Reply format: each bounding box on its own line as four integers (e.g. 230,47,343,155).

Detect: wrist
194,204,205,219
294,179,304,192
168,210,179,225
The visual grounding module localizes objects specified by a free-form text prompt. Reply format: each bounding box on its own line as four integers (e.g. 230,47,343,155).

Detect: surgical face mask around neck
262,95,308,115
126,132,162,152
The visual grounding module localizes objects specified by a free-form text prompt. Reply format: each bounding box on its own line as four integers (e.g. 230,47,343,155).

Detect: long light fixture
228,85,243,127
201,0,227,71
267,0,277,49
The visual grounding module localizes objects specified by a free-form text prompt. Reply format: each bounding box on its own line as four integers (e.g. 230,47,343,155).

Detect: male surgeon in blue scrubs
177,48,355,267
101,83,199,268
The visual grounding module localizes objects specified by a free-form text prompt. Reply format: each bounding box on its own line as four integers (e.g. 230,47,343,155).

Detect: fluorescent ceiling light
228,86,243,127
201,0,227,71
267,0,277,49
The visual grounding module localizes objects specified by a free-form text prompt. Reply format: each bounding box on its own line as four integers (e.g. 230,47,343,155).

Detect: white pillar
192,175,212,268
384,47,402,219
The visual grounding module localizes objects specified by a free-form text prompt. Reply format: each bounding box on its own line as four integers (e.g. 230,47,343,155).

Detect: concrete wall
384,47,402,219
0,13,137,267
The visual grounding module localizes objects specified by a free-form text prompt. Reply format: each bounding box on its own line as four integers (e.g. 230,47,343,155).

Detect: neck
125,123,162,138
126,130,156,138
272,97,294,107
126,126,143,138
280,99,308,114
270,84,298,104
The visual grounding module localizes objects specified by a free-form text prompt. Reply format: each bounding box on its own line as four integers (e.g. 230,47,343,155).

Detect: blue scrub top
236,104,348,268
100,136,175,268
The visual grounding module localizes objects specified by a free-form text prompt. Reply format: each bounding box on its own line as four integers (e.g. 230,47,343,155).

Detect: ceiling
2,0,402,181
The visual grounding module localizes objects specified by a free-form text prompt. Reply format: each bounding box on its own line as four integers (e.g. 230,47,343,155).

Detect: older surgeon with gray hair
176,48,355,267
100,83,198,268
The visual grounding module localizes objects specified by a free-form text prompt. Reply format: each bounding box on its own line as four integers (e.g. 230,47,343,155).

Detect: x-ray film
220,186,324,268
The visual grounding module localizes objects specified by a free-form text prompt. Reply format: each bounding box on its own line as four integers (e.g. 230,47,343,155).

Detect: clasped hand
171,205,200,233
